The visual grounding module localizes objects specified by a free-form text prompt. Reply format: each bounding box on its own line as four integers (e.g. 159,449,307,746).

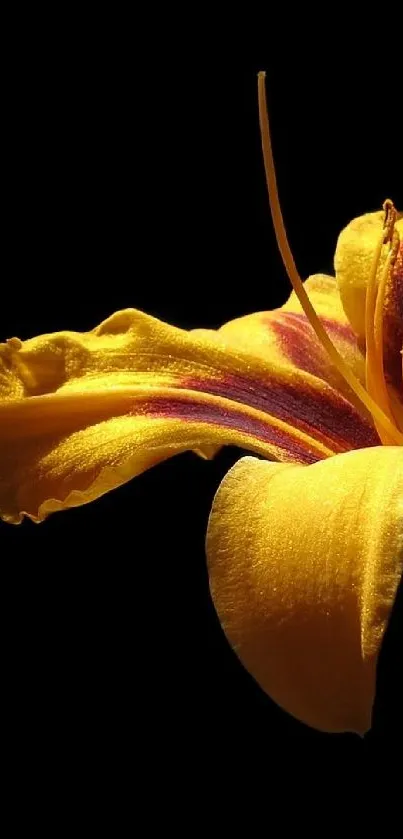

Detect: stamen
382,199,397,245
257,71,403,446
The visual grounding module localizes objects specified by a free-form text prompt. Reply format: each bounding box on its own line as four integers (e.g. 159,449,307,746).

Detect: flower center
257,71,403,446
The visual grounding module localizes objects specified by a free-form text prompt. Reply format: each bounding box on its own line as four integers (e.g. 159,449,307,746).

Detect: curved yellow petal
1,308,378,523
334,212,402,332
206,446,403,734
335,211,403,401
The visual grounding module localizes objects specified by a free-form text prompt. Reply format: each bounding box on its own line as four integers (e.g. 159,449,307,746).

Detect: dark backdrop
2,23,402,787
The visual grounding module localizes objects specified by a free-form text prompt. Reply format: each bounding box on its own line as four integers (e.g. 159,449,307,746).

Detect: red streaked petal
0,306,378,522
384,240,403,399
194,275,366,399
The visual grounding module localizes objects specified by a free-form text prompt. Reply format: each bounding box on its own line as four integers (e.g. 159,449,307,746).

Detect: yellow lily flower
0,74,402,736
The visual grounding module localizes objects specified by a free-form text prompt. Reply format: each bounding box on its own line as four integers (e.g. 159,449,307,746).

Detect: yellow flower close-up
1,74,402,736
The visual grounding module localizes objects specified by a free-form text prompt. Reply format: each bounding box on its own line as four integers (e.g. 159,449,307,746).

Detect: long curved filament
257,71,403,446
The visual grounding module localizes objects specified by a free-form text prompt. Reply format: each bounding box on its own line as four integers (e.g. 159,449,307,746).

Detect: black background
2,18,403,789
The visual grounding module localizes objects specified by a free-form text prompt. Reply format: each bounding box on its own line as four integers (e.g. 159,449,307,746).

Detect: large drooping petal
0,307,379,523
335,210,403,407
206,446,403,734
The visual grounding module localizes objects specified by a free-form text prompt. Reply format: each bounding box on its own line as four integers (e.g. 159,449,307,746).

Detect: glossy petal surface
206,446,403,733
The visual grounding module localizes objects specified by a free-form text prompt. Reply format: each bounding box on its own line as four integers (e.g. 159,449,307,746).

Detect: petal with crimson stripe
193,274,366,400
384,239,403,396
190,273,368,460
0,306,378,523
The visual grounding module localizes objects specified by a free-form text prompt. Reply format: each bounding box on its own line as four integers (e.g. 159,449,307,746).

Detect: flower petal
0,308,379,523
193,274,366,397
384,239,403,396
335,211,403,403
206,446,403,734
